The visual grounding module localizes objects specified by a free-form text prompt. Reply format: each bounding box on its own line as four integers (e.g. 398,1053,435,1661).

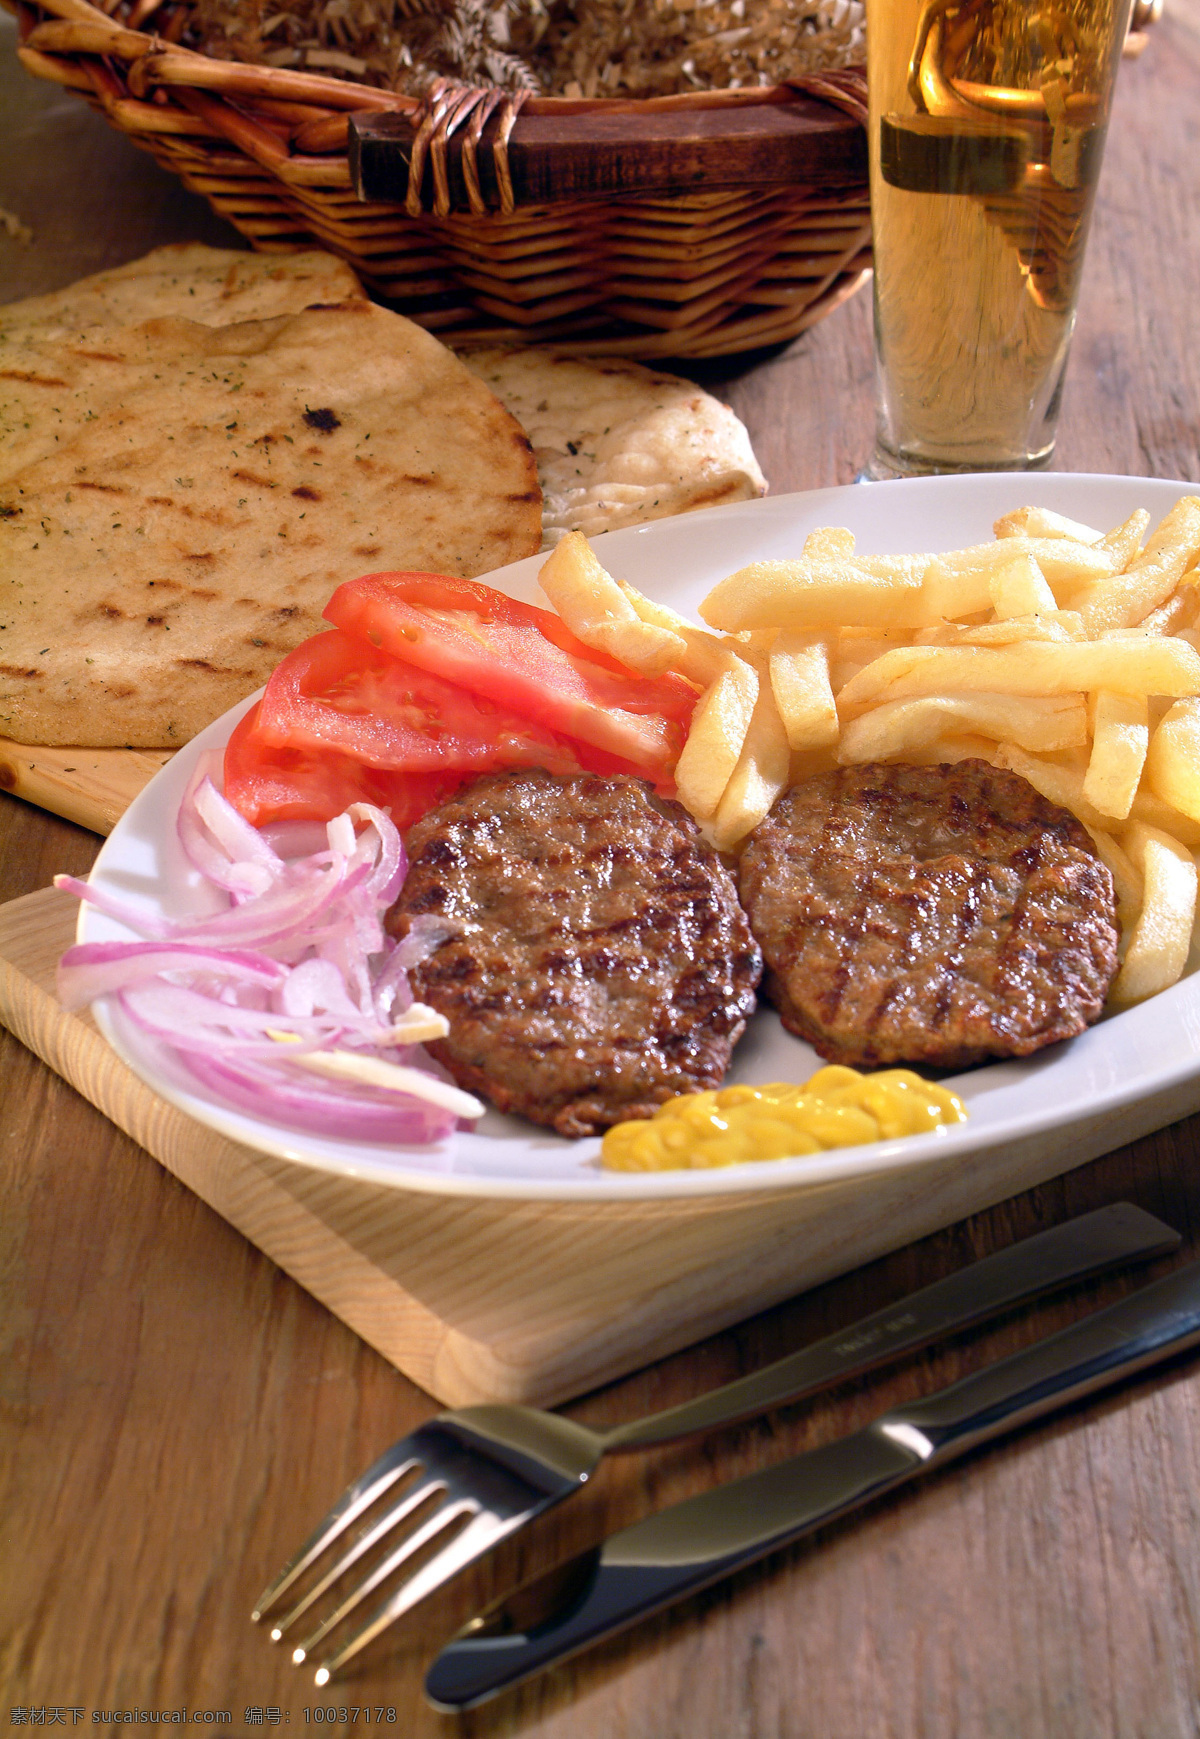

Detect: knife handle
888,1256,1200,1464
426,1259,1200,1711
601,1202,1178,1451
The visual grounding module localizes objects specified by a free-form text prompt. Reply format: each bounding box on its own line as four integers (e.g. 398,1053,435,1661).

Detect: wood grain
4,3,1200,1732
0,743,172,835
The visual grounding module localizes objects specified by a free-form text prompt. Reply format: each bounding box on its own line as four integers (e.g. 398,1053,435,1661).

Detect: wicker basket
8,0,875,358
7,0,1159,359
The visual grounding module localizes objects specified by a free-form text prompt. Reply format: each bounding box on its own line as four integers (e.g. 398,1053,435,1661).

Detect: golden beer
867,0,1131,475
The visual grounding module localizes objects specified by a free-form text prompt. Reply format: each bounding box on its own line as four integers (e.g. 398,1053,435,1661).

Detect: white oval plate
79,471,1200,1201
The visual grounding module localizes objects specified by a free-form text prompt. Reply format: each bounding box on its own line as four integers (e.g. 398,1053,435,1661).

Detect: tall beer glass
866,0,1132,477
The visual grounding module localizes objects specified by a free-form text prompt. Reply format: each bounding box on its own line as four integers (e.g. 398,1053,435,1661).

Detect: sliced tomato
223,701,469,830
323,572,697,781
253,627,600,777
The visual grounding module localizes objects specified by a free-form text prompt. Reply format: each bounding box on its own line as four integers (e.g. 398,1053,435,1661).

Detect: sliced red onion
392,915,460,968
57,778,476,1145
180,1048,457,1142
57,941,286,1010
178,764,283,898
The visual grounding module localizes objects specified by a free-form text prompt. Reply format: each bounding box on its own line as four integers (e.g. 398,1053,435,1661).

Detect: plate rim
80,470,1200,1202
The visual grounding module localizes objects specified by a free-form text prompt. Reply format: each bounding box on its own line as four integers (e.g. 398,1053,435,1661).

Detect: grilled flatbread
0,243,366,343
458,347,766,546
0,301,541,747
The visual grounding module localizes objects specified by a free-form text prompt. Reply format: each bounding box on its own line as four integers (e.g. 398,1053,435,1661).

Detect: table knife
426,1251,1200,1711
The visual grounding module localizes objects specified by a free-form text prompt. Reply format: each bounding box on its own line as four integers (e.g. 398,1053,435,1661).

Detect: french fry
1144,696,1200,822
699,559,929,633
1137,576,1200,637
993,506,1103,543
1085,826,1143,926
1098,509,1151,572
919,536,1113,619
1073,495,1200,634
988,552,1058,619
673,653,758,820
902,732,1003,767
1081,690,1149,821
537,533,686,673
710,678,791,850
1126,788,1200,848
1110,822,1198,1004
769,632,839,749
803,526,856,562
913,614,1081,646
837,693,1088,764
668,495,1200,935
617,579,734,688
836,637,1200,718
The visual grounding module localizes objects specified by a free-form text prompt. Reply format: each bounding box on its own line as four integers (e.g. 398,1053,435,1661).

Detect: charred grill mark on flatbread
176,657,260,678
0,371,69,386
302,407,341,432
0,298,541,746
0,664,43,680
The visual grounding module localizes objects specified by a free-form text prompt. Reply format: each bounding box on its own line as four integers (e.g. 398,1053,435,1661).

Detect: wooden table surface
4,7,1200,1734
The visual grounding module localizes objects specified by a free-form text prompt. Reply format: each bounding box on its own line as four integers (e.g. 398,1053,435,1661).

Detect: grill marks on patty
387,770,762,1137
738,761,1120,1071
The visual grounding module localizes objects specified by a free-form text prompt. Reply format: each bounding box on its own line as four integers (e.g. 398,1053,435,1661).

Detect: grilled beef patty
738,761,1119,1070
387,769,762,1136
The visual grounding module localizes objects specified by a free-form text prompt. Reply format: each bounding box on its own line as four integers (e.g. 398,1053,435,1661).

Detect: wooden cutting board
0,742,170,834
7,879,1200,1408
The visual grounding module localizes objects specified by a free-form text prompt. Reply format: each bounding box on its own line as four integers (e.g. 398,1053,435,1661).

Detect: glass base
859,442,1057,482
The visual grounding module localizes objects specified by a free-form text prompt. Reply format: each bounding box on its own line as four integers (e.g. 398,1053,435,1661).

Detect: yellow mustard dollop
600,1067,968,1171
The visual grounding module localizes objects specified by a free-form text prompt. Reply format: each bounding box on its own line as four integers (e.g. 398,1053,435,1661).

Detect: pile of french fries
537,497,1200,1007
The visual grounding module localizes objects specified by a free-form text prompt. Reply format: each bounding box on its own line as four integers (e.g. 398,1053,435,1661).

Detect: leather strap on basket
406,78,530,218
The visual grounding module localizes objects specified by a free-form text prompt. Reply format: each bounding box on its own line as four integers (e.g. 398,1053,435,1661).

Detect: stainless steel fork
251,1202,1176,1684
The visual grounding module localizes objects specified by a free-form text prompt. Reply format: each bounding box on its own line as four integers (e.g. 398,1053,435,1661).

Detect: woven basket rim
10,0,867,121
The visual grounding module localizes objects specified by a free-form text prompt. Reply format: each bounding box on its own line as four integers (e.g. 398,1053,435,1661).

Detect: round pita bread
458,347,766,546
0,243,366,344
0,301,541,747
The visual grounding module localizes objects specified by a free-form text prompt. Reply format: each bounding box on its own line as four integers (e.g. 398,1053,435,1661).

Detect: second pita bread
459,347,766,546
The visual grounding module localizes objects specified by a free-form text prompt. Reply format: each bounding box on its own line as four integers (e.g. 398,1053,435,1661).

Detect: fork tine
291,1498,477,1664
311,1508,520,1686
251,1440,422,1624
267,1472,450,1641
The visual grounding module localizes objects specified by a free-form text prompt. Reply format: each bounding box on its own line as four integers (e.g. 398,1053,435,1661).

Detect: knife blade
426,1252,1200,1711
